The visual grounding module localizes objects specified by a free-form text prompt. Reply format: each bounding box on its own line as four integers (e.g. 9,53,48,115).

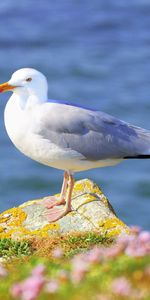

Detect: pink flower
125,245,147,257
11,275,45,300
22,275,44,290
52,247,63,258
22,289,40,300
71,254,90,283
31,264,46,276
45,279,59,293
111,277,131,296
117,234,135,247
86,247,104,263
130,226,141,235
105,245,123,259
0,264,7,277
11,283,22,298
138,231,150,243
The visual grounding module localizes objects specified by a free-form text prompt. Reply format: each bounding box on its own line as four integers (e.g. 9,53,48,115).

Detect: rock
0,179,129,240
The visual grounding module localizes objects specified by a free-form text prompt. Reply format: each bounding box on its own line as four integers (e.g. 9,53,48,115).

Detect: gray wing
36,103,150,161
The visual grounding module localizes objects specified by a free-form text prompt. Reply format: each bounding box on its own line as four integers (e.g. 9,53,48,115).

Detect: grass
30,231,113,259
0,238,32,259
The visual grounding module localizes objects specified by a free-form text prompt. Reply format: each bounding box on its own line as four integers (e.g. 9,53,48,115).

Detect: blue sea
0,0,150,229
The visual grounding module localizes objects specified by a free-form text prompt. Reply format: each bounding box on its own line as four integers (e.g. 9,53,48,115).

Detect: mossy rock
0,179,129,240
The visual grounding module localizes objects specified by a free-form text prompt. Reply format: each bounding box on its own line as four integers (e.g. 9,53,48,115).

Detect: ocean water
0,0,150,228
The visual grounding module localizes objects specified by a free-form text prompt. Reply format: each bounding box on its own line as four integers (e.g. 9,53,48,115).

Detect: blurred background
0,0,150,228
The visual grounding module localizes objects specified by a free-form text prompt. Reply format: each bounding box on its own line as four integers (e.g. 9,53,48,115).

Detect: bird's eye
26,77,32,82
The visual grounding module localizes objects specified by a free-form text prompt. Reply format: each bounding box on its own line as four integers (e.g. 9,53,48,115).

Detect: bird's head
0,68,48,100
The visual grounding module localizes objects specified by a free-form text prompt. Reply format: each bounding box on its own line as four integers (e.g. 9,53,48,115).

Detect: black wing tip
124,155,150,159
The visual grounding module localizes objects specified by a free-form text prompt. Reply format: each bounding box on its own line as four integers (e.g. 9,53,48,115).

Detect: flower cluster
6,227,150,300
11,264,59,300
70,228,150,284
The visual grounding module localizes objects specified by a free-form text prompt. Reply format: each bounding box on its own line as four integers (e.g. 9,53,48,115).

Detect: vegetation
0,228,149,300
0,238,32,258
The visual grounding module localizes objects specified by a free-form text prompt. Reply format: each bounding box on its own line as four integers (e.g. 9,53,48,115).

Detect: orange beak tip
0,82,16,93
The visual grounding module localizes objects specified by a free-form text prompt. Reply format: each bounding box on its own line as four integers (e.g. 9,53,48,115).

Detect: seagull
1,68,150,222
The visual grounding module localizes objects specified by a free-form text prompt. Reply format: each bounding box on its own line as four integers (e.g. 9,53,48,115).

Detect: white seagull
1,68,150,222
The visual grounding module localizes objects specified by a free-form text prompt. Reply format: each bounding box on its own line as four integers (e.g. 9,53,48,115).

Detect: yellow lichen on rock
106,228,121,237
78,194,97,205
0,207,27,238
98,217,125,229
0,206,61,239
12,223,60,239
98,217,129,237
0,207,27,226
73,179,102,196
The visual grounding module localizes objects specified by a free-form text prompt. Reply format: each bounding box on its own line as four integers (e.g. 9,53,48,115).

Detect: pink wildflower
21,275,45,299
86,247,104,263
45,279,59,293
130,226,141,235
71,254,90,283
138,231,150,243
11,275,45,300
0,264,7,277
117,234,135,247
111,277,131,297
11,283,22,298
125,244,147,257
105,245,123,259
31,264,46,276
52,247,63,258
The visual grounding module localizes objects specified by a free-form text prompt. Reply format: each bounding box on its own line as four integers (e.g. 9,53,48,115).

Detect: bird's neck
28,86,48,104
13,86,48,110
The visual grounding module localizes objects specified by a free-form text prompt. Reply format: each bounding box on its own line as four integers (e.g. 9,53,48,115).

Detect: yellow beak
0,82,16,93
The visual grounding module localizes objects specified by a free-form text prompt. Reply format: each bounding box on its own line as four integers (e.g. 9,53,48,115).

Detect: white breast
4,95,83,170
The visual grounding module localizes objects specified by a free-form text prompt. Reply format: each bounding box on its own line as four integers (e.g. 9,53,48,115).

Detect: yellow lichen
0,216,11,223
73,183,83,194
0,207,27,227
83,180,102,195
100,197,110,207
98,217,129,237
73,180,102,197
0,226,4,233
0,228,17,239
106,228,121,237
16,223,60,238
0,207,27,238
98,217,126,230
42,223,60,231
82,194,97,204
0,207,60,239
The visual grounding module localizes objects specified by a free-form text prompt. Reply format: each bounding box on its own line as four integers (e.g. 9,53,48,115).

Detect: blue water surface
0,0,150,228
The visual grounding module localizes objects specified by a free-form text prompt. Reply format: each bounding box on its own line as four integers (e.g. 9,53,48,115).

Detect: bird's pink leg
44,174,74,222
42,171,69,209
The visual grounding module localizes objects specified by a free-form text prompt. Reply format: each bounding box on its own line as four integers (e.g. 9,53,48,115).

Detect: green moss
0,238,32,258
65,232,112,257
30,232,113,260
